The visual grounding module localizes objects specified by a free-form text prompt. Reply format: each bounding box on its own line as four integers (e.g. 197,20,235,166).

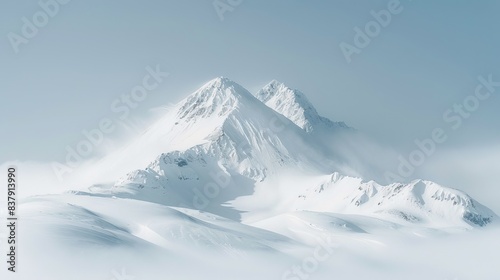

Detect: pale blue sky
1,1,499,207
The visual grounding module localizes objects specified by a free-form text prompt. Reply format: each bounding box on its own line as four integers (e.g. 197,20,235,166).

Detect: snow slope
3,192,499,280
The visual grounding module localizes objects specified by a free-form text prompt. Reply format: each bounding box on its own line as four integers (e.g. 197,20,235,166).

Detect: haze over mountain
5,77,499,280
96,77,496,226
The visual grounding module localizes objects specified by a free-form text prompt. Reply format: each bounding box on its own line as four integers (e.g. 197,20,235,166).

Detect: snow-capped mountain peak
176,76,254,121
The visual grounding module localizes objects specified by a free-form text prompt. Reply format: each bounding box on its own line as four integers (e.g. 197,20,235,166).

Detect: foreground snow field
1,193,499,280
2,77,499,280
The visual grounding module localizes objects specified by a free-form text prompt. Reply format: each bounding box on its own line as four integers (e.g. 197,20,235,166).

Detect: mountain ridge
83,76,498,228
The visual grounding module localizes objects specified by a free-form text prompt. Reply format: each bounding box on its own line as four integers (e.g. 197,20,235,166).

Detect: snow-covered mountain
85,77,496,228
8,77,499,280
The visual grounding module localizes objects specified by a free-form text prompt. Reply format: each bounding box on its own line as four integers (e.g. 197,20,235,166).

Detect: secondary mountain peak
257,80,349,132
256,79,310,105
